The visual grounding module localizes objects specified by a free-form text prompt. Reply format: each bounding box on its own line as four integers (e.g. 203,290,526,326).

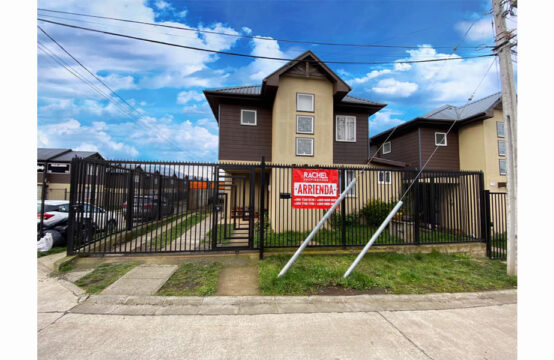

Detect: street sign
292,168,339,209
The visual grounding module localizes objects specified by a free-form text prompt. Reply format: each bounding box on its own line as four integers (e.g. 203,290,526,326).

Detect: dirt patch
316,286,389,296
216,266,260,296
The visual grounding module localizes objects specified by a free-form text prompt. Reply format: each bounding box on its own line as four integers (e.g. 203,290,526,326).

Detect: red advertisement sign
292,169,339,209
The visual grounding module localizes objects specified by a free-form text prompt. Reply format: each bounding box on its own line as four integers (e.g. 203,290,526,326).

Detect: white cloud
369,110,405,135
155,0,171,10
394,62,412,71
350,69,392,84
245,37,290,81
177,10,188,18
455,17,494,42
242,27,252,35
372,78,418,97
176,90,204,104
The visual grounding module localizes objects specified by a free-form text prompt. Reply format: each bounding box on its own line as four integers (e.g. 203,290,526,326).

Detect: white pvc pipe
343,200,404,278
277,178,357,278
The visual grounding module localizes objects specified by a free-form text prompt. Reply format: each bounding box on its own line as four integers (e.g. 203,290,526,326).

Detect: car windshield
38,204,61,213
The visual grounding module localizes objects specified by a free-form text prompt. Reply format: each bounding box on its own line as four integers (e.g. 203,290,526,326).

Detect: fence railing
66,157,489,256
486,191,507,260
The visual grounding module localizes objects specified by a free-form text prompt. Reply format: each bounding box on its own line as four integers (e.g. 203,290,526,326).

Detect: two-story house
369,92,507,193
204,51,398,234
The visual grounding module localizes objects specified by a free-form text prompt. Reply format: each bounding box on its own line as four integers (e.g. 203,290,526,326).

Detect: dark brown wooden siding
371,130,420,167
418,128,460,170
37,172,71,184
333,111,369,164
218,103,272,162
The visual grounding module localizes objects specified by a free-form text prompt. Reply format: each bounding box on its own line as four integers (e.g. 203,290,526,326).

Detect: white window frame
498,140,506,156
378,171,392,185
382,141,391,154
296,93,314,112
497,121,505,138
240,109,257,126
335,115,356,142
434,132,447,146
295,137,314,156
296,115,314,134
499,159,507,175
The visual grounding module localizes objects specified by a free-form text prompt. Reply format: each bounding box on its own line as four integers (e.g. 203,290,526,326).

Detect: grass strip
206,224,235,245
37,246,66,258
156,262,222,296
75,262,138,294
259,251,517,296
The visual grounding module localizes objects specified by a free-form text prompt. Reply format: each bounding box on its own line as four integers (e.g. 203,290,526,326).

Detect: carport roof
37,148,103,162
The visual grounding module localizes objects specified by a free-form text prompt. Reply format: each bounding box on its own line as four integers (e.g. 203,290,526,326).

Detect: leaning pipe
277,178,357,278
343,200,404,278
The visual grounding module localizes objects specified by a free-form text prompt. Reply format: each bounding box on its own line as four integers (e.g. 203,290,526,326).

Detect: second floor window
435,132,447,146
497,121,505,137
296,137,314,156
296,115,314,134
297,93,314,112
383,141,391,154
336,115,356,142
240,109,257,126
498,140,506,156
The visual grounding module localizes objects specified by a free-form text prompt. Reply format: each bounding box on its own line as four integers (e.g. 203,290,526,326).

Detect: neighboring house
37,148,104,200
369,93,507,192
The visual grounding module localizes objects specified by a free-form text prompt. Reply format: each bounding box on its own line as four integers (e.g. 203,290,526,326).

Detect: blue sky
37,0,516,161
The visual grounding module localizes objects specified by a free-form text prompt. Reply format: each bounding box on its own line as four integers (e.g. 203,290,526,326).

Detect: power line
37,8,493,50
37,18,496,66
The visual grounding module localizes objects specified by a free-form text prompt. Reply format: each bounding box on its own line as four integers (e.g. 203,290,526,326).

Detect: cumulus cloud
242,27,252,35
349,69,392,84
455,17,494,42
155,0,171,10
369,110,406,136
372,78,418,97
244,37,291,81
176,90,205,104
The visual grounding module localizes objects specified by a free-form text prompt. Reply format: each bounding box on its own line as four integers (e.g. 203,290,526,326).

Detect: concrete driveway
37,258,516,360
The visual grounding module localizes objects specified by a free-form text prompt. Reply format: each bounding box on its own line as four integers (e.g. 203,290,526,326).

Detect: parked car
123,195,174,221
37,200,70,246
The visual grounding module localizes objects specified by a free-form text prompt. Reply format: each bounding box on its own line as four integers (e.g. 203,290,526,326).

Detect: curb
70,289,517,316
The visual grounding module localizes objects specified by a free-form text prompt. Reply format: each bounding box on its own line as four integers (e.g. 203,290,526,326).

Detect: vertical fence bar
259,157,266,259
340,168,346,249
413,172,420,245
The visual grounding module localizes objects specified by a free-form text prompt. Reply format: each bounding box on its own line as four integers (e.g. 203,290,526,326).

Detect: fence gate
211,164,256,250
486,191,507,260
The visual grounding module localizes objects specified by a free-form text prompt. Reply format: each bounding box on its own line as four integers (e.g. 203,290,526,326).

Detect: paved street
38,258,516,360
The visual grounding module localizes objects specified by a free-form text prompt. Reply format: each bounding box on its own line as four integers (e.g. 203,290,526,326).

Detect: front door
211,165,255,250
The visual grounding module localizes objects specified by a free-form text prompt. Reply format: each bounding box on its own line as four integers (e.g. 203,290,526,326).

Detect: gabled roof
37,148,103,162
370,93,502,142
205,85,262,96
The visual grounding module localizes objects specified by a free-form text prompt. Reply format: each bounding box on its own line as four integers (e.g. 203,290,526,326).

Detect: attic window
435,132,447,146
383,141,391,154
297,93,314,112
240,109,257,126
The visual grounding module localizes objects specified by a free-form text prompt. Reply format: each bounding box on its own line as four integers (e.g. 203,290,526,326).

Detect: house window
240,109,257,126
336,115,356,142
499,159,507,175
497,122,505,138
296,137,313,156
382,141,391,154
296,115,314,134
435,132,447,146
296,93,314,112
498,140,506,156
378,171,392,184
339,170,356,196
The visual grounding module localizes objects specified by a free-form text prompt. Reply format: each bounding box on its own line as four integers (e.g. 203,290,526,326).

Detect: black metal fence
485,191,507,260
67,157,489,256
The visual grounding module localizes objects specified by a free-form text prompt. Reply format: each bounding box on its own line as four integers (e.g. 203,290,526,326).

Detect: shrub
361,199,395,226
330,212,359,229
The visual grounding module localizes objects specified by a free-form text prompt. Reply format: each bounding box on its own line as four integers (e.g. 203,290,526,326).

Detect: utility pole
492,0,517,275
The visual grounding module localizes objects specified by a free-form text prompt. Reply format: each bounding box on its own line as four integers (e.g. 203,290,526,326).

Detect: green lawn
37,246,66,258
75,262,138,294
156,262,222,296
206,224,235,245
149,212,209,250
258,252,517,296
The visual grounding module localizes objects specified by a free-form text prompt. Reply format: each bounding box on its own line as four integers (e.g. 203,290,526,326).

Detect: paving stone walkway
101,265,178,296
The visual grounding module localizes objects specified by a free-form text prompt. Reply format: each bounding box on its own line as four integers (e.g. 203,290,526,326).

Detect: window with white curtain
296,93,314,112
336,115,356,142
296,137,313,156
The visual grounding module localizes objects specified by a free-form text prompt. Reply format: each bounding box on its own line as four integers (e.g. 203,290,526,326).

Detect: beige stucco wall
37,183,71,200
271,75,334,165
458,109,506,192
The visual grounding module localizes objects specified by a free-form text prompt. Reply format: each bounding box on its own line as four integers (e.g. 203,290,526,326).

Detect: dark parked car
123,195,174,221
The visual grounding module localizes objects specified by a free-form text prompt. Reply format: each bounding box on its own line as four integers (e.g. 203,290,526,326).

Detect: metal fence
67,157,489,257
485,191,507,260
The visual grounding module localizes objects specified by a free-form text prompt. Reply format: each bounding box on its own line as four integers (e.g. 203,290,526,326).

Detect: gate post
484,190,492,258
259,157,266,259
126,170,135,230
157,172,163,221
211,166,219,250
67,157,78,255
340,168,346,249
413,172,420,245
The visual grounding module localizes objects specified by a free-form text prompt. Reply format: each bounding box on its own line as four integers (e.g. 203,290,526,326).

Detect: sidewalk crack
377,311,434,360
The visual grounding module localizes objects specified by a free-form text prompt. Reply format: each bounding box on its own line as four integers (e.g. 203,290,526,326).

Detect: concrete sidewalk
38,254,516,360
